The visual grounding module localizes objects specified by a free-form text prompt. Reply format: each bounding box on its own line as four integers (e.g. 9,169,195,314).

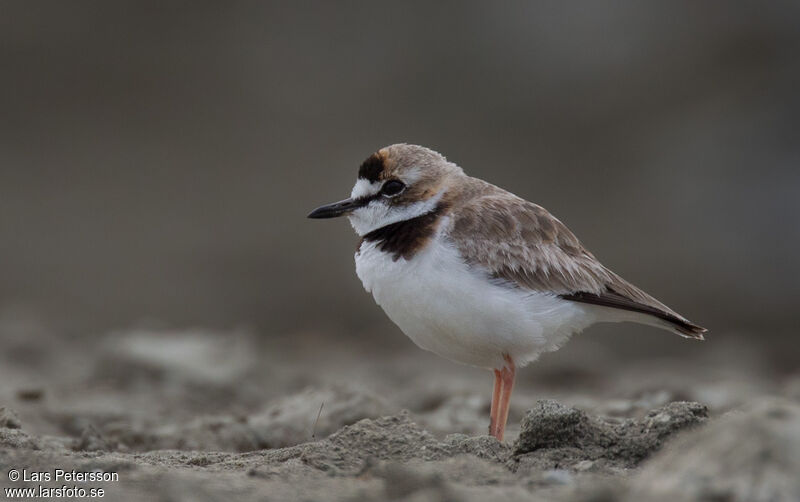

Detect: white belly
354,237,595,369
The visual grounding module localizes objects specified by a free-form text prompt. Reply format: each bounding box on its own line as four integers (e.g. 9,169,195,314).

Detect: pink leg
492,354,516,442
489,369,502,437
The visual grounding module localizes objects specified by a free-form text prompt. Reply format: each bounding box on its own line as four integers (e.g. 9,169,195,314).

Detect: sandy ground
1,319,799,501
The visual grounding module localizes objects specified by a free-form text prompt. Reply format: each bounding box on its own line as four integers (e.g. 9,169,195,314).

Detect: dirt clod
513,400,707,471
0,407,22,429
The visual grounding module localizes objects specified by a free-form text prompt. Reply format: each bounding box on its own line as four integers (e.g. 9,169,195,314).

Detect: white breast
354,230,595,370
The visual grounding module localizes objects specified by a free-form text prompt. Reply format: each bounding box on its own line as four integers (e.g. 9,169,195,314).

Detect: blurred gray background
1,1,798,364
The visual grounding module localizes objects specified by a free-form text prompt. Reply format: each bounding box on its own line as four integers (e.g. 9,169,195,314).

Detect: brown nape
359,203,448,261
358,152,385,182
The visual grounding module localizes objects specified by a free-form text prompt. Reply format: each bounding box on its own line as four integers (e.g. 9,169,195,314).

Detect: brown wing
448,182,706,339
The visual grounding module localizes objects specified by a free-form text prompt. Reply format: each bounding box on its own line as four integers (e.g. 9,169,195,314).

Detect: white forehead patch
351,179,381,199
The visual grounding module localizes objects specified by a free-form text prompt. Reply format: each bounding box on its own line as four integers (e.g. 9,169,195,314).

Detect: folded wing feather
447,180,706,339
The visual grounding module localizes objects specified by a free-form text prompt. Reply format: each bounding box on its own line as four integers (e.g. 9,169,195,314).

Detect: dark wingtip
676,323,708,340
561,290,708,341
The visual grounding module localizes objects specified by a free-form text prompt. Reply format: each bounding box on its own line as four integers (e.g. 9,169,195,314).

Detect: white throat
348,190,444,236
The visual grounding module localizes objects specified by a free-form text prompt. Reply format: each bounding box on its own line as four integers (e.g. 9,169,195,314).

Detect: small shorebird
308,144,706,441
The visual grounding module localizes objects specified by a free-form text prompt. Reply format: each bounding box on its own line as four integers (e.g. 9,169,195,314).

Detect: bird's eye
380,180,405,197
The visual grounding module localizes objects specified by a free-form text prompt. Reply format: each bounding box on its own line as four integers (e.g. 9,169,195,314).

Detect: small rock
514,400,590,453
74,424,113,452
0,407,22,429
513,400,707,471
16,388,44,401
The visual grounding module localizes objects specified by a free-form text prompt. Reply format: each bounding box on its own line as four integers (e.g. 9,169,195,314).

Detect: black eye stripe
350,180,404,208
354,193,380,205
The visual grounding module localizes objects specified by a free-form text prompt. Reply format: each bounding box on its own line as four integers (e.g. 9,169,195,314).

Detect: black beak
307,197,366,219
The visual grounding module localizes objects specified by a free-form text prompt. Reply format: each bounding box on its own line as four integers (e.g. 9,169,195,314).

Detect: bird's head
308,144,463,235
